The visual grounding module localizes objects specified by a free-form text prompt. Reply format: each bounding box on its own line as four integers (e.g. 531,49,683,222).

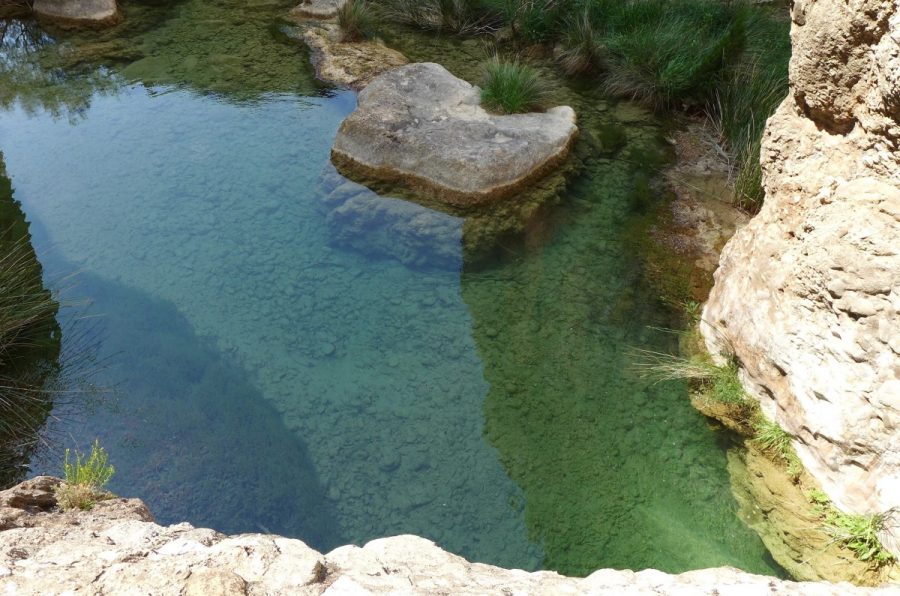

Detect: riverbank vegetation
359,0,789,211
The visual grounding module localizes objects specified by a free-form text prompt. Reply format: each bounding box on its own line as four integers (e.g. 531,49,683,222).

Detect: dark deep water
0,0,783,576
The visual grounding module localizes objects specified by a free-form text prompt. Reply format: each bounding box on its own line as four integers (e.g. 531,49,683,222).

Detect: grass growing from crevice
807,489,896,566
632,349,748,405
751,415,802,478
480,56,546,114
338,0,377,42
54,439,115,511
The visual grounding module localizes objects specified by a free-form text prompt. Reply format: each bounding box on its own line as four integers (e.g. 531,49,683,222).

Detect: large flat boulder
331,62,578,208
32,0,119,25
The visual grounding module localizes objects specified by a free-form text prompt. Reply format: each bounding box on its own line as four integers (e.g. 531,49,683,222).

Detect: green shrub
480,57,546,114
338,0,377,42
55,440,115,511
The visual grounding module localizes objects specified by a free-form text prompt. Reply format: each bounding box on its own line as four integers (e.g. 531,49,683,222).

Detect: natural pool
0,0,783,577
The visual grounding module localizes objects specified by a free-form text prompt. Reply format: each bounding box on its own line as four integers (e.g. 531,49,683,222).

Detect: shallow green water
0,0,782,576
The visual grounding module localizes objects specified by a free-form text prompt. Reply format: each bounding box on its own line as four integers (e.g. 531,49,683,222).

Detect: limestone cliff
0,478,892,595
702,0,900,555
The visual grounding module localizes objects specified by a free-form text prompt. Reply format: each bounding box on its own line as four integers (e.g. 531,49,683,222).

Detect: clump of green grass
558,9,604,75
806,488,895,565
480,57,546,114
54,440,115,511
377,0,504,34
709,12,790,211
751,415,803,478
602,0,744,108
632,350,748,405
751,416,791,455
338,0,377,42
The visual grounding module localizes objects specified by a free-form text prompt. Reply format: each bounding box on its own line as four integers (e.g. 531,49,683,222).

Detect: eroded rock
288,22,408,91
702,0,900,556
0,479,891,595
331,62,578,208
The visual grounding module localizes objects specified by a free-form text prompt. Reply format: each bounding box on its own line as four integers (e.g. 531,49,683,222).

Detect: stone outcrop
701,0,900,556
32,0,119,26
331,63,578,208
287,22,408,91
0,478,893,595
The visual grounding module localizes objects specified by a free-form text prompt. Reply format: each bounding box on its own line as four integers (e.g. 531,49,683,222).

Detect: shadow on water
30,260,345,549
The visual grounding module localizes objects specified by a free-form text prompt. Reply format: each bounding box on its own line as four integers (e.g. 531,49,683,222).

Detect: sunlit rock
702,0,900,556
331,63,578,208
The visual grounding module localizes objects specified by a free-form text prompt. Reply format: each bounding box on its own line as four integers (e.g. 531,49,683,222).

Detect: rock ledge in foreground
0,477,893,594
331,62,578,208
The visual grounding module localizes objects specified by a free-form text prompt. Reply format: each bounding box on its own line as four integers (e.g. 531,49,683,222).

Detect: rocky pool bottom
0,0,786,579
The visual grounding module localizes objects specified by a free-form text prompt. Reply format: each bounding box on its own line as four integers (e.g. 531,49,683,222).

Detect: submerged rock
321,168,463,271
701,0,900,557
32,0,119,26
331,62,578,208
0,478,888,595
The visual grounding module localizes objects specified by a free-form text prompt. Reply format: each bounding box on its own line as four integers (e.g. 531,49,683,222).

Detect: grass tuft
631,350,748,405
338,0,377,42
480,56,546,114
55,439,115,511
558,9,604,75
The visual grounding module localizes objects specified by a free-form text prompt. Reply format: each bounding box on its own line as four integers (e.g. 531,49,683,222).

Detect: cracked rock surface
0,478,894,595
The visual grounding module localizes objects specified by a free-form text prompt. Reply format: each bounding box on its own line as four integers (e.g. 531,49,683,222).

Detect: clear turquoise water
0,2,783,577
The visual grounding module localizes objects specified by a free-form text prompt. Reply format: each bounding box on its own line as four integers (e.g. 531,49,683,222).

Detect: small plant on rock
480,57,546,114
806,488,895,565
825,511,895,566
338,0,376,42
751,415,803,478
55,439,115,511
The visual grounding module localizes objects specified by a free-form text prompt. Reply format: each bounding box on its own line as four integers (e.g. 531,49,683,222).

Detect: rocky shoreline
2,477,895,595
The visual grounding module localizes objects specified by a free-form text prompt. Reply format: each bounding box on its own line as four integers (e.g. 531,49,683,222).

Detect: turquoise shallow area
0,3,783,577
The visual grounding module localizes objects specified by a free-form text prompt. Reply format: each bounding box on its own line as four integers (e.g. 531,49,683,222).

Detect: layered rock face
0,478,889,595
702,0,900,554
331,63,578,208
